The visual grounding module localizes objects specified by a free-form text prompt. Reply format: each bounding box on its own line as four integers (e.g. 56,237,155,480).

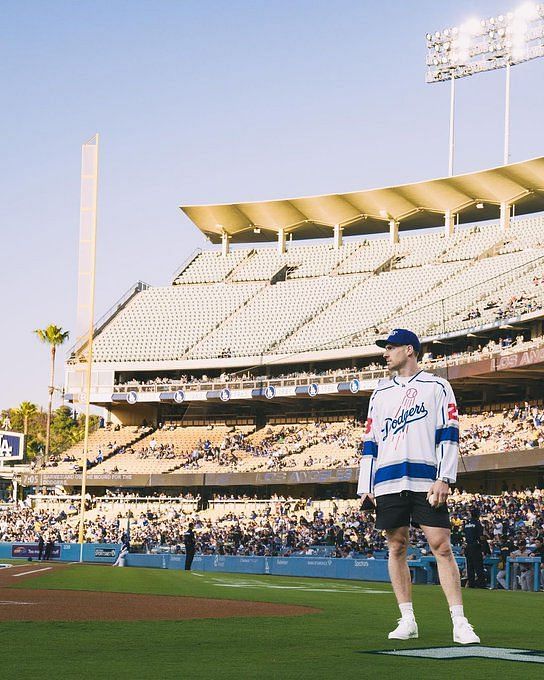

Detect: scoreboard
0,431,25,461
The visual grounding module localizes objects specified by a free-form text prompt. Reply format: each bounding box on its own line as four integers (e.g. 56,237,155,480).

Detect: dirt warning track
0,563,319,622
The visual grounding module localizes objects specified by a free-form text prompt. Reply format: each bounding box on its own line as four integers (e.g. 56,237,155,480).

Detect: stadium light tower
426,2,544,175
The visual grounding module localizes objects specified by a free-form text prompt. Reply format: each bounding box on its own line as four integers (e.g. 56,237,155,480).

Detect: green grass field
2,563,543,679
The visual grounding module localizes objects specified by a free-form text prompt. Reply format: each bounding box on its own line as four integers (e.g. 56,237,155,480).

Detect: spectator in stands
511,539,533,591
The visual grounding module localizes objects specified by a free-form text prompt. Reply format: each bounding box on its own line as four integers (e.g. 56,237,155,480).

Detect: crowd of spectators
460,402,544,455
147,406,544,468
461,287,542,324
113,333,544,395
36,402,544,477
1,489,542,577
103,421,364,474
116,363,384,390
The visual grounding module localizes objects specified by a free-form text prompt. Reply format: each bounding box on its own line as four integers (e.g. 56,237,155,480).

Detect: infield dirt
0,562,319,621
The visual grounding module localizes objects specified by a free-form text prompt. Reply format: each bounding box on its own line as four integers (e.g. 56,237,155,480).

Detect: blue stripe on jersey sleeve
362,441,378,458
435,426,459,445
374,461,437,485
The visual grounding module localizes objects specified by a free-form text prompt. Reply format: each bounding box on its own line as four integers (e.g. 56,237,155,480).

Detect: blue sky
1,0,543,410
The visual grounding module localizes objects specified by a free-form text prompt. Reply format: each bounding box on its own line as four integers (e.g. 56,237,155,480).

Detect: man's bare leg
385,526,418,639
386,526,412,604
421,524,480,644
420,525,461,605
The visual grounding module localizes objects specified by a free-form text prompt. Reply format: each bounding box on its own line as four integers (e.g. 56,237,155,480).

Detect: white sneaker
453,617,480,645
388,617,418,640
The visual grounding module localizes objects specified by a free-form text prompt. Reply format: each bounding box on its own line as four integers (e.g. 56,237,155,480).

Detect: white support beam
444,209,455,236
500,202,511,232
221,232,230,256
277,228,286,254
389,219,399,245
333,224,343,250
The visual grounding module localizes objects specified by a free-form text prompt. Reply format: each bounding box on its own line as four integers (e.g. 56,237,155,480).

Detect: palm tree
34,325,70,457
15,401,38,435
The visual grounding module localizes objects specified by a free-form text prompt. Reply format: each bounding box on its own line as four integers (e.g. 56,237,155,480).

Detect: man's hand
426,480,450,507
360,493,376,510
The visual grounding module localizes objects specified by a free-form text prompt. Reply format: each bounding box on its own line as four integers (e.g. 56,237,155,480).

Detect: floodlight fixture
425,3,544,175
426,3,544,83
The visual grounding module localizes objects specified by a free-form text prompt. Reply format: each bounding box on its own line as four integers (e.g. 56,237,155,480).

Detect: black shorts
375,491,450,531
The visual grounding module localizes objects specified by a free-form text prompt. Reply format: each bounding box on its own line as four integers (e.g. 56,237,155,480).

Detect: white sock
399,602,415,619
450,605,464,620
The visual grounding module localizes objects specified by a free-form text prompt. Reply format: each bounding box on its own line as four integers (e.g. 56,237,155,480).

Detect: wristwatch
439,476,454,484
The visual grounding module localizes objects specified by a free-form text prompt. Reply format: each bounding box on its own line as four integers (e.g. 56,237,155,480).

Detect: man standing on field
358,329,480,645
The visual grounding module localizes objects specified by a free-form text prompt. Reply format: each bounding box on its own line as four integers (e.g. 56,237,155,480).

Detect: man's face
383,343,411,371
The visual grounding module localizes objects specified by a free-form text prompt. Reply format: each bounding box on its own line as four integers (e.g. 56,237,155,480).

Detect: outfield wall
0,542,119,563
0,543,508,589
125,553,505,588
126,553,394,581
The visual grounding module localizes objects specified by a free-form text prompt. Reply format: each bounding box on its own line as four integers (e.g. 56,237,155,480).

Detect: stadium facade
48,158,544,496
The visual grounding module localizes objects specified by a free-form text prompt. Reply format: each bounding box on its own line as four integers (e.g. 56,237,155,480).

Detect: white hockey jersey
357,370,459,497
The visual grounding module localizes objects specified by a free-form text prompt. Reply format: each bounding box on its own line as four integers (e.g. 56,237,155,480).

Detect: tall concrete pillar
221,232,230,256
389,219,399,245
333,223,343,249
500,202,511,232
444,209,455,236
277,228,286,254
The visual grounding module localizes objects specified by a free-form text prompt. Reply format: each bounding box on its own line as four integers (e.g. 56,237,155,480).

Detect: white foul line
12,567,52,577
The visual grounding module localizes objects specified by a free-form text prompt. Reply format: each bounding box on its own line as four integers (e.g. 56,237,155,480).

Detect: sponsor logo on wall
12,544,61,559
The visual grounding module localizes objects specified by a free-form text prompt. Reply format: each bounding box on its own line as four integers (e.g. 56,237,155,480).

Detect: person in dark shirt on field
37,534,44,561
463,509,486,588
184,523,196,571
44,535,55,561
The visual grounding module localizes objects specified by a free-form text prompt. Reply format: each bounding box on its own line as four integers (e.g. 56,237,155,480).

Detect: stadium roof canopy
180,156,544,244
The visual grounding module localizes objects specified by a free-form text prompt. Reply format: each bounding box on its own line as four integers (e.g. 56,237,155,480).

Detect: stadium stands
36,400,544,478
88,215,544,362
89,424,255,474
173,249,252,284
188,274,359,359
41,425,149,473
278,262,464,353
92,282,264,362
3,489,543,565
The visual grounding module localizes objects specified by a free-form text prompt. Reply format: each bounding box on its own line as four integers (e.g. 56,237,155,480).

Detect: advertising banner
11,544,61,559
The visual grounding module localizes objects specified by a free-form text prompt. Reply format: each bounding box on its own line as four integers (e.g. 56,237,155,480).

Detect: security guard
183,523,196,571
463,509,487,588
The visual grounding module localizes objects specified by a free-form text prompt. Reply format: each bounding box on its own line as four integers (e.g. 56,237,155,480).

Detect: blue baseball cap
376,328,421,352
